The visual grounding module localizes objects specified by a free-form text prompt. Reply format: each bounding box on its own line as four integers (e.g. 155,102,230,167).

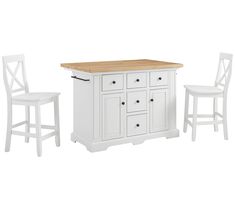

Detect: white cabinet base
71,129,179,152
62,60,183,152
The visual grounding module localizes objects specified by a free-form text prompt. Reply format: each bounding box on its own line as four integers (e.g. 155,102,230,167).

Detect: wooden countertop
61,59,183,73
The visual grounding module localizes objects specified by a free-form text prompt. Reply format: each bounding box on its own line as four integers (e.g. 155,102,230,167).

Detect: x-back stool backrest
2,54,29,99
215,53,233,94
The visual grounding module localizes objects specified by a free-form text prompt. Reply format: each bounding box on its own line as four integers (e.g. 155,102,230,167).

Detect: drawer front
127,114,147,136
127,91,147,112
127,72,147,89
150,71,168,86
102,74,124,91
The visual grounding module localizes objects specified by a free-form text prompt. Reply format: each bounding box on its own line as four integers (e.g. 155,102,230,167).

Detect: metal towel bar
71,76,90,82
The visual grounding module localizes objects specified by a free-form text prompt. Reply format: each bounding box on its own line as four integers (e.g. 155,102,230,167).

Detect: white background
0,0,235,208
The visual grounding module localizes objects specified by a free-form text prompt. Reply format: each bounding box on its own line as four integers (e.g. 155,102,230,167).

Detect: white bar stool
183,53,233,141
2,54,60,156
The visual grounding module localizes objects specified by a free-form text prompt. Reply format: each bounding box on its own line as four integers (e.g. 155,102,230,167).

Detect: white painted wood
127,90,147,112
184,85,223,96
223,95,228,140
215,112,223,118
196,120,223,125
35,104,42,157
183,90,189,133
127,72,147,89
5,100,12,152
149,88,168,133
188,114,215,118
102,93,125,140
186,119,192,127
145,72,150,137
29,124,56,129
213,98,219,132
184,53,233,141
215,53,233,92
67,67,177,76
73,128,179,152
12,121,27,128
54,96,60,146
12,92,59,102
67,66,180,151
93,76,101,142
127,114,147,136
2,54,60,156
167,71,176,131
150,71,168,87
12,130,36,138
73,74,94,141
41,131,57,141
25,106,30,143
12,128,56,138
102,74,124,91
192,96,198,141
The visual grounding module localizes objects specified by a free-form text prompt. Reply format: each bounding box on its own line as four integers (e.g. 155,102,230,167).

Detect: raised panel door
102,93,125,140
149,89,168,132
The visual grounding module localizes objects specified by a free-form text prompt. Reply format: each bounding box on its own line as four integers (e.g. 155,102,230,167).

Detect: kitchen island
61,59,183,152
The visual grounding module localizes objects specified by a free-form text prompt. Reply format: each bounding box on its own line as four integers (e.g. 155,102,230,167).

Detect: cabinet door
149,89,168,133
102,93,125,140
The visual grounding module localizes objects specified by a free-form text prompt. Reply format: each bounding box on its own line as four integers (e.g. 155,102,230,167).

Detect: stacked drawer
101,70,168,138
126,72,147,137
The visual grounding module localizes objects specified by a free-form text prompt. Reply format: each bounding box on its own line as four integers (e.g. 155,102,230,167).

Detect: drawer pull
121,102,125,105
150,99,154,102
158,77,162,80
71,76,90,81
112,81,116,84
136,100,140,103
136,124,140,127
136,78,140,82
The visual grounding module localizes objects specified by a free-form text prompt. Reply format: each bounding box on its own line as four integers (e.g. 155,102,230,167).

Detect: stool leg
192,96,198,141
5,102,12,152
25,105,30,143
35,104,42,156
213,98,218,132
54,97,60,147
223,97,228,140
183,90,189,133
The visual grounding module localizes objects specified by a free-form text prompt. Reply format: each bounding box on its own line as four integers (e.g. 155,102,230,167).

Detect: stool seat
13,92,60,103
184,85,223,96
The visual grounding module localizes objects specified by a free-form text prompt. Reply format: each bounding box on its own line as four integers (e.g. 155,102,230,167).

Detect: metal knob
112,81,116,84
136,79,140,82
136,124,140,127
136,100,140,103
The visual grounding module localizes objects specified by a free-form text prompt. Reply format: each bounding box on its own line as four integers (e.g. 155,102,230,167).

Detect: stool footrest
186,118,223,126
188,114,214,118
29,124,56,130
12,130,36,138
197,120,223,125
41,131,57,141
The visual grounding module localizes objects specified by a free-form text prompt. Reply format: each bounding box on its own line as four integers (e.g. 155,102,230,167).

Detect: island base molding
71,129,179,152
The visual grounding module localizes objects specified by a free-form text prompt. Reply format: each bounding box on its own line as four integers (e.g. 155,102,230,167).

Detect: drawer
102,74,124,91
127,114,147,136
127,72,147,89
150,71,168,86
127,91,147,112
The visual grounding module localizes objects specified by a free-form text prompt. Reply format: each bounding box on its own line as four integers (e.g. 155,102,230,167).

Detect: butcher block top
61,59,183,73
